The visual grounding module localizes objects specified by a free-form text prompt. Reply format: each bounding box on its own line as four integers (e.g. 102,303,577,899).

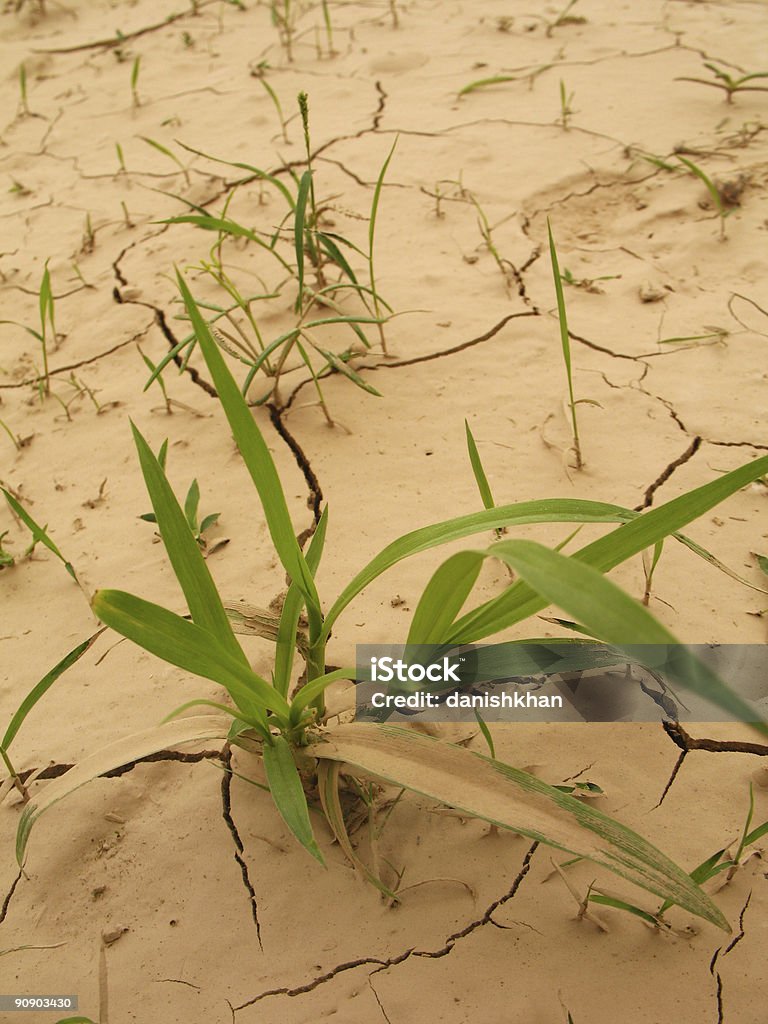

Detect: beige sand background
1,0,767,1020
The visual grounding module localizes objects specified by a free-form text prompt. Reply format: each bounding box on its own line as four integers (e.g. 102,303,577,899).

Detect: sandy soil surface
1,1,768,1021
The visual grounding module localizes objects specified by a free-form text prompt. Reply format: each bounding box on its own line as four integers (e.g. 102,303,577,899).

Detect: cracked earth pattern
1,1,768,1021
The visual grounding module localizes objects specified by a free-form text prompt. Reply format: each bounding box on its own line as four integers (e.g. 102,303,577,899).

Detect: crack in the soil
0,869,23,926
654,749,687,809
634,435,702,511
267,404,323,524
723,890,751,957
13,748,223,785
234,841,538,1012
220,745,263,951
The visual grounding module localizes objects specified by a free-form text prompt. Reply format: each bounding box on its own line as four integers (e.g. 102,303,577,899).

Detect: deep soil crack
234,841,538,1012
220,745,263,951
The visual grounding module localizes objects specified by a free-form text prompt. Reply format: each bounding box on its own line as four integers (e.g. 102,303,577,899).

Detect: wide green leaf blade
263,734,324,864
176,271,320,616
406,551,483,645
17,715,232,865
488,539,766,730
131,424,245,660
320,499,639,641
91,590,286,727
449,454,768,642
311,723,729,930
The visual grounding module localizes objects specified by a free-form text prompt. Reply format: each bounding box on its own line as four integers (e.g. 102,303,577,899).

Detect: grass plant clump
10,272,768,932
151,93,396,419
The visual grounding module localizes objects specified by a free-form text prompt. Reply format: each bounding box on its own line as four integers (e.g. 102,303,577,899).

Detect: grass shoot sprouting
676,61,768,104
547,220,583,470
130,56,141,107
677,155,731,240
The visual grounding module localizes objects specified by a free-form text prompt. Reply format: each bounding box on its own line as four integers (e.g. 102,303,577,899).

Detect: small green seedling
139,136,190,186
1,487,77,581
18,62,30,117
271,0,297,61
0,260,56,395
558,79,575,129
130,56,141,107
561,267,621,293
676,61,768,104
250,62,290,143
548,220,584,470
139,442,220,549
320,0,336,57
116,142,127,173
677,155,731,239
546,0,584,35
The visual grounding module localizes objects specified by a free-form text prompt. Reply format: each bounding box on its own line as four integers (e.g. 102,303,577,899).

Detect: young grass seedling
677,61,768,104
130,56,141,107
250,62,290,143
116,142,127,174
138,442,220,549
0,261,56,396
139,136,191,187
558,79,575,130
320,0,337,57
271,0,297,61
548,220,583,470
561,266,620,293
677,155,731,240
18,62,31,117
546,0,584,36
2,487,78,582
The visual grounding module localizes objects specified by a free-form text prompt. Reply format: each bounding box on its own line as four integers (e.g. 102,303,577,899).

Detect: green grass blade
406,551,483,644
2,632,103,751
175,142,295,207
448,454,768,643
131,424,244,658
263,735,325,864
677,156,727,219
458,75,517,97
274,508,328,696
317,232,358,284
313,346,383,396
176,272,320,617
91,590,284,728
2,488,77,581
487,539,766,729
320,499,641,642
465,420,495,509
290,667,355,724
369,138,397,256
547,220,580,463
294,171,312,311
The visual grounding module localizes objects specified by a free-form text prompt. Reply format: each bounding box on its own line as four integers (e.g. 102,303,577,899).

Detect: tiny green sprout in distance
676,60,768,104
